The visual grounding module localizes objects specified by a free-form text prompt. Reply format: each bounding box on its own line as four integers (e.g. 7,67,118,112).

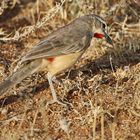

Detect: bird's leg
51,76,63,86
46,72,69,107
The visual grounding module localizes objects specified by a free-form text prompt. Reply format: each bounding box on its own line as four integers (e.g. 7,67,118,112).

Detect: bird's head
85,14,113,46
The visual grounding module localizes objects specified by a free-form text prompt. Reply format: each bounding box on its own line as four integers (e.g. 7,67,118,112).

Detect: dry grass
0,0,140,139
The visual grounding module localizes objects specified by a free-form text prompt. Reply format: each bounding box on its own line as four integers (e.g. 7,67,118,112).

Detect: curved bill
103,30,113,46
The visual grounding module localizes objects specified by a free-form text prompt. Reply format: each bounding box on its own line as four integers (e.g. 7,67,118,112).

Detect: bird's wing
21,31,92,63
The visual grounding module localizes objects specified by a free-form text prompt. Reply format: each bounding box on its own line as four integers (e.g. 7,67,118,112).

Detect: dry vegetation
0,0,140,139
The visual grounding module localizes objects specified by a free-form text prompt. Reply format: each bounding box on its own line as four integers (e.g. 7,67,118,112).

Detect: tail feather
0,59,42,95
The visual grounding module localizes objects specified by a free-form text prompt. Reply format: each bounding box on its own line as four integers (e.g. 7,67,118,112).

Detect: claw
46,98,69,108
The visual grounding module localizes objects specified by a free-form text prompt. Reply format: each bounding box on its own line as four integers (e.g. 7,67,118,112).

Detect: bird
0,14,113,106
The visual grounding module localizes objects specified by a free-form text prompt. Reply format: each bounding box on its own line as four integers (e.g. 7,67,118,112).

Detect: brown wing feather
21,31,92,63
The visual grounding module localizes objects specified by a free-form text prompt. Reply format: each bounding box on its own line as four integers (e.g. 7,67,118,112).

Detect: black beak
103,30,113,46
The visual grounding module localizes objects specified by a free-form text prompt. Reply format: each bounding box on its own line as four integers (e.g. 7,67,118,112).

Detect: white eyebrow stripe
95,16,108,32
95,16,107,26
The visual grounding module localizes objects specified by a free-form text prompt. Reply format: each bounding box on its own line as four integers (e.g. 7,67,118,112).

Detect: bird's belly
47,51,83,76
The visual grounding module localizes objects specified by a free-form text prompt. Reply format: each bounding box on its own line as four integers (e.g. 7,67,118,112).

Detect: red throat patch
94,33,104,39
47,57,55,62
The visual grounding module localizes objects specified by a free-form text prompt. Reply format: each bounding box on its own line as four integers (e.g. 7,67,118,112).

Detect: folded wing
21,31,92,63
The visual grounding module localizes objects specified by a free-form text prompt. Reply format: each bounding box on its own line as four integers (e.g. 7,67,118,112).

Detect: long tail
0,59,42,95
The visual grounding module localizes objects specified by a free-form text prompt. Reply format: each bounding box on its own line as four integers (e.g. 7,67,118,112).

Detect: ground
0,0,140,140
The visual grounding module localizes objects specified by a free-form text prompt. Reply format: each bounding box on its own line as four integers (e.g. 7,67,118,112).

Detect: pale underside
39,51,84,76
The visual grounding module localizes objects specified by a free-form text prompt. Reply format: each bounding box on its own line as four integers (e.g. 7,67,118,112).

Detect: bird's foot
46,97,72,108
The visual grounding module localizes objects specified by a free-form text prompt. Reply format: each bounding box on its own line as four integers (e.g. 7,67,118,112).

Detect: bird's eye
102,23,106,30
